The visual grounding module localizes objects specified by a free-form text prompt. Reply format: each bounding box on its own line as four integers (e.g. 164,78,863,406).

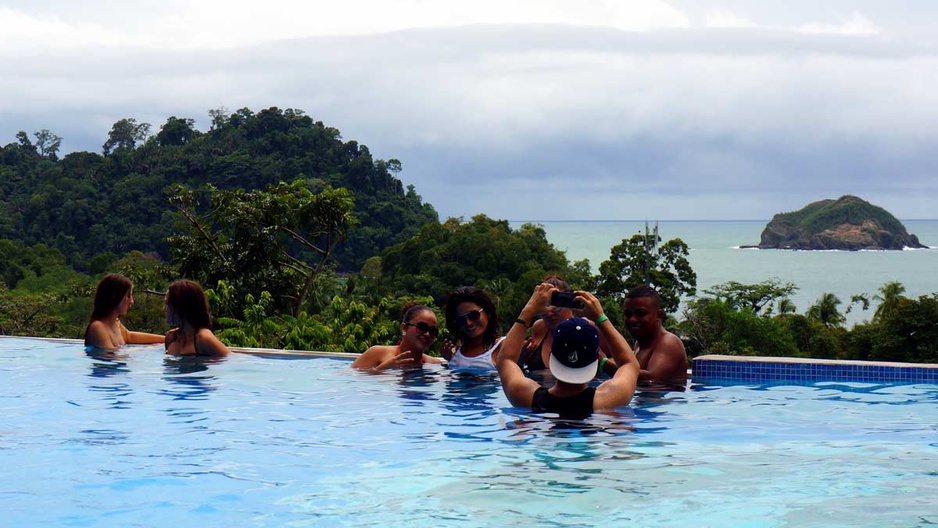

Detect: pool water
1,337,936,527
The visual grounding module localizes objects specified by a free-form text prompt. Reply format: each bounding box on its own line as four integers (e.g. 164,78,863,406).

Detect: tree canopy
0,107,438,272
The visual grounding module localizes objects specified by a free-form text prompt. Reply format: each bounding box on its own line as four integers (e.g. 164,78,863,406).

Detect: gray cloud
3,20,937,220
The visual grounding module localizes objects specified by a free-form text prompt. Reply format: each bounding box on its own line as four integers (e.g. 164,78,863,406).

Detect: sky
2,1,937,221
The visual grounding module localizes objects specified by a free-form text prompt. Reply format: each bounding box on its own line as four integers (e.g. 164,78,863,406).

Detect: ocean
512,219,938,327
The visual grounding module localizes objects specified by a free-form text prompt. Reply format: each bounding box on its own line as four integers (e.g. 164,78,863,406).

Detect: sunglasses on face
405,322,439,337
456,308,485,327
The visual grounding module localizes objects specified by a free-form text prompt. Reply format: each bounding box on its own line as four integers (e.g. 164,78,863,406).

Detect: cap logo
567,351,578,364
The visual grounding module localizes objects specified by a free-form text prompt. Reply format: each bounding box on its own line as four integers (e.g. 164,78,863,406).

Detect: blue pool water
1,337,936,527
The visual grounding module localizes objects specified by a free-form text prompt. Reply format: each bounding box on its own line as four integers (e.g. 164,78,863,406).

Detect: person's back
496,283,640,417
164,280,230,357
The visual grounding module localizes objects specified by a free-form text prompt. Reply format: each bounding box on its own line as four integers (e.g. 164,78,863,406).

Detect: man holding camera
496,282,640,418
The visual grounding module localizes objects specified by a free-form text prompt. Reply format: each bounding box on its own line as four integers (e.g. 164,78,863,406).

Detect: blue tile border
692,355,938,384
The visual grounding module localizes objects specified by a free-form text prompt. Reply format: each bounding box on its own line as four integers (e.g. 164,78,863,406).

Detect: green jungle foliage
377,215,576,331
2,113,937,362
0,107,438,272
595,231,696,315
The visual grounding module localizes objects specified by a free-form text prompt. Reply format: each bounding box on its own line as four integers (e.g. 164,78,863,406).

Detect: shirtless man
623,286,688,387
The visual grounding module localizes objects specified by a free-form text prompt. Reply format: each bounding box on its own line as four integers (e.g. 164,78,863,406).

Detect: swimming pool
1,336,936,527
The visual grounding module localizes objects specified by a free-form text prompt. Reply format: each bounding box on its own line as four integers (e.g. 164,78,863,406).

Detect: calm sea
512,219,938,327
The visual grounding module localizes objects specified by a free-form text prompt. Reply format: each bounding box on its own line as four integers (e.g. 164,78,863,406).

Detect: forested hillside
0,107,438,273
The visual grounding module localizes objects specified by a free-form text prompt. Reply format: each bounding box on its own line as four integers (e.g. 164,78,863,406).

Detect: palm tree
777,298,797,315
807,292,845,327
873,281,907,322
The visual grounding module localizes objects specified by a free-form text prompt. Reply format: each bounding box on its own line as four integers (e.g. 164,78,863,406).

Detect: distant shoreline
508,218,938,223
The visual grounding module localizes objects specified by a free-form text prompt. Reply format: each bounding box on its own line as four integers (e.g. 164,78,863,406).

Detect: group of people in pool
85,272,686,416
84,274,231,356
352,276,688,417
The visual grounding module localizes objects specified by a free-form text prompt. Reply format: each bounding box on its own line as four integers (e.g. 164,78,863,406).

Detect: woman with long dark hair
163,279,230,356
441,286,503,372
84,273,164,349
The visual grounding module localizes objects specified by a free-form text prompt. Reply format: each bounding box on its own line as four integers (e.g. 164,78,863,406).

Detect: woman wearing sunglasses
352,303,443,370
441,286,503,372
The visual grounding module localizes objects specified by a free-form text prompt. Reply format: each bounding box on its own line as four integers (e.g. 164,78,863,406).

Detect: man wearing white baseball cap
497,282,640,418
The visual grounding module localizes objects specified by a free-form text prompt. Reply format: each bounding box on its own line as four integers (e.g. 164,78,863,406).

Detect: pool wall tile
692,355,938,384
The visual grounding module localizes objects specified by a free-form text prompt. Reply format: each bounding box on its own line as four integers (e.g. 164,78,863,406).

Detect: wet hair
401,303,433,324
444,286,499,345
166,279,213,330
625,285,661,306
543,274,572,292
89,273,133,322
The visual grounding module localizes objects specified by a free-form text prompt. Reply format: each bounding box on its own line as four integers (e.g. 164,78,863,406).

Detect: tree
208,106,230,130
845,294,870,315
777,298,797,315
595,224,696,314
0,284,62,336
33,129,63,160
703,279,797,316
15,131,33,150
168,180,357,317
872,281,907,322
156,117,197,146
806,292,845,327
870,294,938,363
102,118,151,155
380,215,571,311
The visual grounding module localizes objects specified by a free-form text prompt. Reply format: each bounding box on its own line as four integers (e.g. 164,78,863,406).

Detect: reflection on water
85,348,133,410
440,371,502,414
85,348,131,378
396,366,445,403
160,355,225,401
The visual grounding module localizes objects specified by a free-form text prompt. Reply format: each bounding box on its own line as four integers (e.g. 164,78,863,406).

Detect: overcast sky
2,1,937,220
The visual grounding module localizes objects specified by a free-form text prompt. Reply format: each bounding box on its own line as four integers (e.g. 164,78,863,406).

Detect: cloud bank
2,1,937,220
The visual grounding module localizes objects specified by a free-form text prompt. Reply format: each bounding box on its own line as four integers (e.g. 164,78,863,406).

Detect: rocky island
744,195,928,250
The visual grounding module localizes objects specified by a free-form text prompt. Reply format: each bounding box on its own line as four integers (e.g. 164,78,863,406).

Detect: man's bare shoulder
659,330,687,354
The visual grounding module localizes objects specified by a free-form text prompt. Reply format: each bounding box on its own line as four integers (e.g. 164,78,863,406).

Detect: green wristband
597,357,609,374
595,314,609,324
514,318,529,328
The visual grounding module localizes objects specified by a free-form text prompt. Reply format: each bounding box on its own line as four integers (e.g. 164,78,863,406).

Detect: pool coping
6,336,937,383
692,354,938,384
0,335,359,360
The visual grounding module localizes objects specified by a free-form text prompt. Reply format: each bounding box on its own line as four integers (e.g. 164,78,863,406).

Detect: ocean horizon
510,219,938,327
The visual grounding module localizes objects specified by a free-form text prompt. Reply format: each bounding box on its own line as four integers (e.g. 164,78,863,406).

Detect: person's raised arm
575,290,639,409
496,283,555,407
352,345,417,371
125,329,165,345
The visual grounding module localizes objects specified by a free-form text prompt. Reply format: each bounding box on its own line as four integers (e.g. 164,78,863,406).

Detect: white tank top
447,337,504,372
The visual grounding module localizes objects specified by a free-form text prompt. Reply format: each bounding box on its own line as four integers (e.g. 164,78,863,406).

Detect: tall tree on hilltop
102,118,151,155
595,224,696,314
33,129,62,160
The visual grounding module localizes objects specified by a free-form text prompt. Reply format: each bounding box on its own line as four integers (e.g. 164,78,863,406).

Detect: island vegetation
747,195,926,250
1,108,936,364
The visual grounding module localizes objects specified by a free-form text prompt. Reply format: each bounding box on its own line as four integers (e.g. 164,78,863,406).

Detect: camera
550,291,582,309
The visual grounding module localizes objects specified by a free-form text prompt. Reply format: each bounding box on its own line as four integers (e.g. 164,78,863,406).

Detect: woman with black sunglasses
352,304,443,370
440,286,503,372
